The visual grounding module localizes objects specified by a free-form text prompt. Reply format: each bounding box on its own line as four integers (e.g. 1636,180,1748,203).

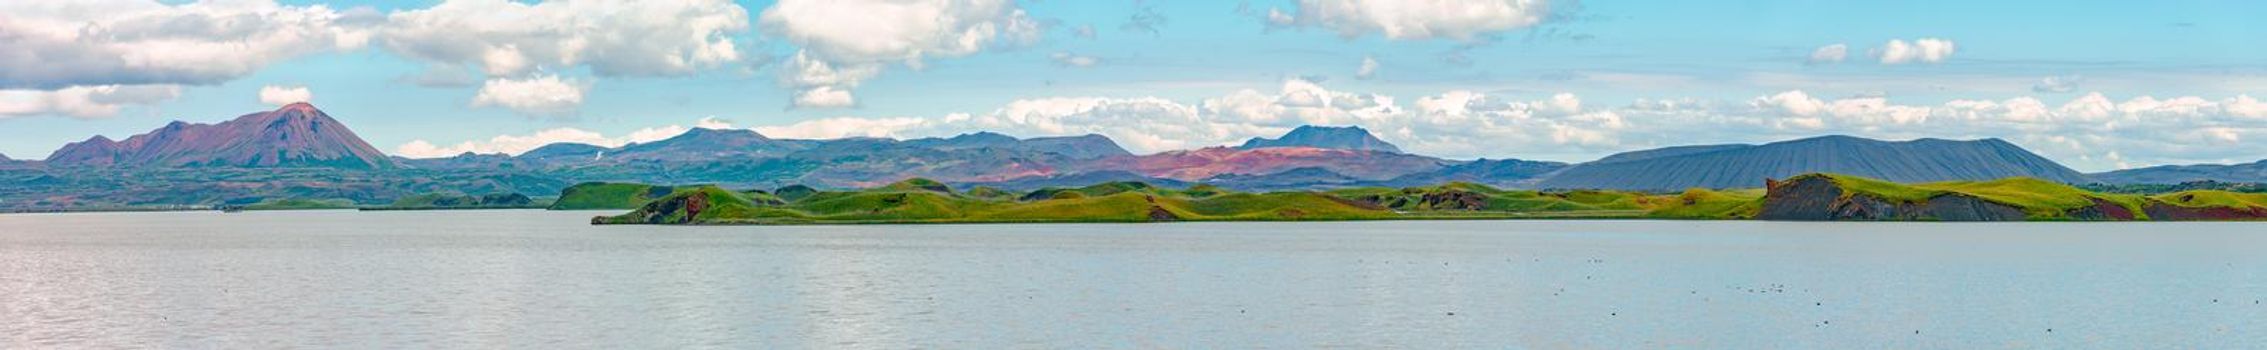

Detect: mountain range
43,103,394,169
1533,136,2093,191
2090,160,2267,184
5,103,2264,210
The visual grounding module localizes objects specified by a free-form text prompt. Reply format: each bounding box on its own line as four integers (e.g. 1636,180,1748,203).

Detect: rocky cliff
1756,175,2029,221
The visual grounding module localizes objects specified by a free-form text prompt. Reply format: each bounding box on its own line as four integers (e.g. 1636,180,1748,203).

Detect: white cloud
258,85,313,106
471,75,585,115
1752,90,1827,116
756,0,1037,106
694,116,736,129
1628,90,2267,169
1807,44,1848,65
1050,52,1100,68
753,117,929,139
393,123,695,158
1877,38,1956,64
0,85,181,119
1267,0,1556,41
1356,56,1380,80
0,0,372,90
379,0,750,78
2033,75,2082,93
792,86,856,109
407,74,2267,171
757,0,1038,65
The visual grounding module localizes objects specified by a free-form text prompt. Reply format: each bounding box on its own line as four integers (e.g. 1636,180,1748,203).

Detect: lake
3,210,2263,348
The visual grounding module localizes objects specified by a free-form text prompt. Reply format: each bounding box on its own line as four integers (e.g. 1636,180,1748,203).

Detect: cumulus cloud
392,122,703,158
0,85,181,119
1632,90,2267,169
471,75,585,115
791,86,856,109
1807,44,1848,65
258,85,313,106
1356,56,1380,80
0,1,372,90
1876,38,1956,64
756,0,1037,107
1266,0,1557,41
1050,52,1100,68
2032,75,2083,93
379,0,750,78
758,0,1037,65
753,117,930,139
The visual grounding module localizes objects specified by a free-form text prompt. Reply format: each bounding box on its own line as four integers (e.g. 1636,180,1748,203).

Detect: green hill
587,173,2267,225
1747,173,2267,221
549,182,684,210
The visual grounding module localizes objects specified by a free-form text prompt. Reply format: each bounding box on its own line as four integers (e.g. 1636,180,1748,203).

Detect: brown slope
1077,146,1449,181
45,103,395,169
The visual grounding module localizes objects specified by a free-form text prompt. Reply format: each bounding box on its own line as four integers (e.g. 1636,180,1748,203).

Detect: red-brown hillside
44,103,395,169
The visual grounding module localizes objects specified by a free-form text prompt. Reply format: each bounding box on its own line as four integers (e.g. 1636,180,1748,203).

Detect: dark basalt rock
1757,176,2026,221
606,192,711,225
2062,198,2137,221
2142,203,2267,221
1417,190,1489,210
1143,195,1178,221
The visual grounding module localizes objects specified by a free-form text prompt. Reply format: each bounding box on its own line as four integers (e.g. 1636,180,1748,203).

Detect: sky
2,0,2264,172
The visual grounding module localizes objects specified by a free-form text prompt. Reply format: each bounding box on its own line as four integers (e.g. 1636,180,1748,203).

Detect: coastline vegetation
590,173,2267,225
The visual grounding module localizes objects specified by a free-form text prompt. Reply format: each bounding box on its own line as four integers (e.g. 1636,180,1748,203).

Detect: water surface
3,210,2263,348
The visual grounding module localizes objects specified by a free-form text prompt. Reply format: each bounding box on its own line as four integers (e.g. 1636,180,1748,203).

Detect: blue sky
3,0,2264,171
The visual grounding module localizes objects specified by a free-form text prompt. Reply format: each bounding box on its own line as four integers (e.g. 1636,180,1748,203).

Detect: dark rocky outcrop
2142,203,2267,221
1756,175,2027,221
1143,195,1178,221
1417,190,1489,211
2061,198,2138,221
600,191,711,225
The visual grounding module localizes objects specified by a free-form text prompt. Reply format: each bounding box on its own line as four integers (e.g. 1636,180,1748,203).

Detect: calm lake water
3,210,2263,348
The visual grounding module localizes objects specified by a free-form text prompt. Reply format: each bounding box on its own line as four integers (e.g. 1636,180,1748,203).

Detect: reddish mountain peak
42,104,395,169
277,102,321,114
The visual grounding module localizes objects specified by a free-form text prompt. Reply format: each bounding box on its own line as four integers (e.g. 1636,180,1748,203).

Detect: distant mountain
0,152,11,161
2090,160,2267,184
43,103,394,169
1239,125,1402,153
1534,135,2090,191
520,143,609,162
396,152,514,169
954,170,1191,191
1022,134,1133,159
609,128,802,161
907,132,1131,159
1081,146,1449,181
1372,158,1570,188
1589,144,1749,164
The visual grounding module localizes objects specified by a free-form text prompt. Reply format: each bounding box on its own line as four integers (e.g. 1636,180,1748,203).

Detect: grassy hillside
594,178,1673,225
1806,173,2147,219
549,182,683,210
588,174,2267,224
1646,188,1766,219
2150,190,2267,208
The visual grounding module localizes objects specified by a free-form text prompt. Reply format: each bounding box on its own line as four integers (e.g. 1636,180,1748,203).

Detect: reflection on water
3,210,2265,348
